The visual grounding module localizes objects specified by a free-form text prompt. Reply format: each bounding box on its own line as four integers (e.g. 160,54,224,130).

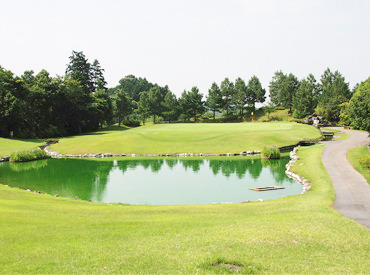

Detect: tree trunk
213,109,216,120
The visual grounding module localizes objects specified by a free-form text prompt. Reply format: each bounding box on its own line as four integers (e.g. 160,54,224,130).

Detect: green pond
0,158,302,205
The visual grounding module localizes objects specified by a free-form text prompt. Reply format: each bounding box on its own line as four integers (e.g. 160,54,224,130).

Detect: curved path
321,128,369,228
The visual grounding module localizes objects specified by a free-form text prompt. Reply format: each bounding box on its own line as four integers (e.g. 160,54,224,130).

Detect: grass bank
0,146,368,273
347,145,370,184
0,137,44,157
50,122,322,155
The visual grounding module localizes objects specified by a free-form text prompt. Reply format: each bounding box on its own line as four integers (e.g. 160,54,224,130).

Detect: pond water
0,158,302,205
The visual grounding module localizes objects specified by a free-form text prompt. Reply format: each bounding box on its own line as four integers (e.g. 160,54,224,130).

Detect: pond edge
285,147,311,194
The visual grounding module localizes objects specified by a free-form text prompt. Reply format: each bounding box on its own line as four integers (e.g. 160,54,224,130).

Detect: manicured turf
0,137,44,157
0,146,369,273
347,145,370,184
50,122,322,155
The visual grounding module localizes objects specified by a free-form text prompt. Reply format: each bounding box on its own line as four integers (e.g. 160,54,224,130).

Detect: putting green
51,122,322,155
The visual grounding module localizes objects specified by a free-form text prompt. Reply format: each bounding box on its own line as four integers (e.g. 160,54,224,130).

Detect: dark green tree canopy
348,77,369,131
269,71,299,111
179,86,205,121
292,74,319,118
220,77,235,115
206,82,223,119
66,51,94,94
162,91,179,122
233,77,248,116
247,75,266,109
317,68,351,122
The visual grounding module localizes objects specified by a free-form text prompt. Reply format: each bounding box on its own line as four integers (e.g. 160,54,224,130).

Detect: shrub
261,146,281,159
274,106,285,110
290,118,305,124
122,120,141,127
200,112,214,120
10,149,50,163
45,138,59,144
359,156,370,170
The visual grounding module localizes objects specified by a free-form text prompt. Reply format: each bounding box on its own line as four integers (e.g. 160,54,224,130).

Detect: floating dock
249,186,285,191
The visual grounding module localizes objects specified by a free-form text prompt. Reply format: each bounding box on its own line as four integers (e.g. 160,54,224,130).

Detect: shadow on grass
7,138,44,144
199,258,261,274
77,125,132,136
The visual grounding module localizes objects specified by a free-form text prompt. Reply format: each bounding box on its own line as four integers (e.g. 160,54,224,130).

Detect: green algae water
0,158,302,205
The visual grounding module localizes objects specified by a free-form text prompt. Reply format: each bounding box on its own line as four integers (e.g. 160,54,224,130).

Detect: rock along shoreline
285,147,311,194
41,145,262,159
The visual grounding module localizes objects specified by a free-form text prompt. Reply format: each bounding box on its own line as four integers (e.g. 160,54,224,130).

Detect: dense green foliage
269,71,299,112
1,52,367,138
292,74,319,118
316,68,352,122
9,148,49,162
261,146,281,159
348,78,370,131
269,68,361,125
0,51,112,138
0,147,369,273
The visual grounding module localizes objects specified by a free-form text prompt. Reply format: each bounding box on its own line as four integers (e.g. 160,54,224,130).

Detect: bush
122,120,141,127
290,118,305,124
45,138,59,144
261,146,281,159
200,112,214,120
274,106,285,110
359,156,370,170
9,149,50,163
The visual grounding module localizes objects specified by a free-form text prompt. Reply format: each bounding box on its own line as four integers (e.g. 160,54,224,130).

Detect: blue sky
0,0,369,97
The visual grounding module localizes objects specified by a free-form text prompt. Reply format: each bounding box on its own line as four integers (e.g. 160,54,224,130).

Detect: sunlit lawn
50,122,322,155
0,137,44,157
347,145,370,184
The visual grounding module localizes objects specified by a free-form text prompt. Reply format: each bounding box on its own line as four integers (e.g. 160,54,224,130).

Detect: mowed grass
0,146,369,273
0,137,44,157
347,145,370,184
50,122,322,155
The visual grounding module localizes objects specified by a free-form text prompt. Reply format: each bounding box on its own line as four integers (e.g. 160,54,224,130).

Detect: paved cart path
321,128,369,228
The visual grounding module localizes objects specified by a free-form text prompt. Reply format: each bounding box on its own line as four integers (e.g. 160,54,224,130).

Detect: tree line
0,50,368,138
0,51,112,138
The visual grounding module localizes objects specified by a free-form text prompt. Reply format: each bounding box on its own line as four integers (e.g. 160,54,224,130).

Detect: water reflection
0,157,300,205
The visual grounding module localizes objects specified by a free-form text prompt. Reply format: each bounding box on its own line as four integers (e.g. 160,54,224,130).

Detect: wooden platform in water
249,186,285,191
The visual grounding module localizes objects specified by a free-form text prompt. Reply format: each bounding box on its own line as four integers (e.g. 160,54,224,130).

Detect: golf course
0,122,369,273
1,1,369,273
50,122,322,155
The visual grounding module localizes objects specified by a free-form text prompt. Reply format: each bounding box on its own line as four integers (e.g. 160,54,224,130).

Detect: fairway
51,122,322,155
0,147,369,273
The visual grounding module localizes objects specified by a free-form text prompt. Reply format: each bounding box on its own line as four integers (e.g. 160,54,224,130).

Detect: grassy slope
50,123,322,155
347,145,370,184
0,146,369,273
256,109,293,122
0,138,44,157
